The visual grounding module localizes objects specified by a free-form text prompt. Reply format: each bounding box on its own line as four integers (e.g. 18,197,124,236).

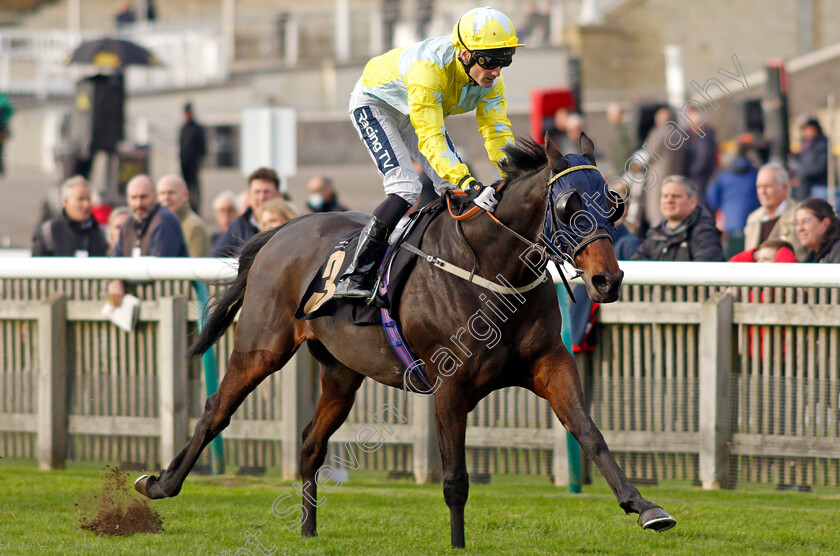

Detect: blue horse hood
543,153,616,255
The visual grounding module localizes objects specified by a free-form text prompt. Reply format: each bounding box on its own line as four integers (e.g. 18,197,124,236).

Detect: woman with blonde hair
257,198,299,231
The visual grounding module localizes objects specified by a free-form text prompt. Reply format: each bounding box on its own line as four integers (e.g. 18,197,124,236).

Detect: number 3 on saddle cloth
295,201,447,390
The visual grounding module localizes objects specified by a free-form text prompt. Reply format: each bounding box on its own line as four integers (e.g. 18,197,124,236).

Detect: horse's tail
187,227,283,360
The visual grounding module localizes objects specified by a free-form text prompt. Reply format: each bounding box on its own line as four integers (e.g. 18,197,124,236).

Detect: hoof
134,473,159,499
638,507,676,532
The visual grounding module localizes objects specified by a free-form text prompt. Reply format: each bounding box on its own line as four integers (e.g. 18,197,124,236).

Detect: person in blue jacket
705,143,760,256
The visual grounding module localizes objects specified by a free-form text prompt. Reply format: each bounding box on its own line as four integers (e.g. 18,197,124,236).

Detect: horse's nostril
592,275,610,293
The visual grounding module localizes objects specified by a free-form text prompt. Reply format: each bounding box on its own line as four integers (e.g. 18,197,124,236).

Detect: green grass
1,458,839,555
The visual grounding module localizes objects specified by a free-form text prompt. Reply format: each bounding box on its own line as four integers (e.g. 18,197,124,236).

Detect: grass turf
1,458,839,555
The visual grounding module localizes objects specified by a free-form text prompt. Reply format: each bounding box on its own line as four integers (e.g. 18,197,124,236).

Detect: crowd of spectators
553,104,840,266
31,165,349,308
30,99,840,314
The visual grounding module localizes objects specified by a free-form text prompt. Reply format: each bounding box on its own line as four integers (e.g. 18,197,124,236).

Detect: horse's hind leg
528,350,676,531
297,344,365,538
135,346,293,499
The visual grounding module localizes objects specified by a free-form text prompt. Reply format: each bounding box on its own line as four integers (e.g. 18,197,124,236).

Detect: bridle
544,165,614,261
446,162,614,299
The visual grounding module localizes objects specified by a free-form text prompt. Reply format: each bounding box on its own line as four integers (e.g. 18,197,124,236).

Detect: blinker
553,189,583,226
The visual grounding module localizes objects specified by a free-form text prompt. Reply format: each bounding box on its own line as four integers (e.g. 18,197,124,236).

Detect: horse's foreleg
135,349,285,500
298,362,365,538
434,393,470,549
528,350,676,531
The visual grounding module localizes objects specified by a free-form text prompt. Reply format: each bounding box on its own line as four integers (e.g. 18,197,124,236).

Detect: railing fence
1,261,839,489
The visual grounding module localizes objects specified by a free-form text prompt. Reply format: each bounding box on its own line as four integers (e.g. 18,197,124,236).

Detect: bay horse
135,134,676,548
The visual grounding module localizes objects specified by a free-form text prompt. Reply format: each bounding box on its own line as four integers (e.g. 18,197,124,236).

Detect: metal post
193,282,225,474
555,284,582,493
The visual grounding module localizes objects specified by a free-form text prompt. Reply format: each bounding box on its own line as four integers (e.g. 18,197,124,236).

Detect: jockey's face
460,51,502,88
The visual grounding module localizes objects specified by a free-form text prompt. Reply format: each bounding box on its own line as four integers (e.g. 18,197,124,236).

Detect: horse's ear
579,131,596,165
545,132,569,173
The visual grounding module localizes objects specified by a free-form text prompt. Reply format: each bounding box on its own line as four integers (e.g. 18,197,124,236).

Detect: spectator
545,107,569,152
753,239,798,263
107,206,131,253
683,104,718,200
211,167,280,257
607,102,634,177
792,118,828,202
613,149,654,237
211,191,237,244
641,106,687,229
608,185,642,260
114,0,136,29
31,176,108,257
729,238,798,263
795,198,840,263
178,102,207,213
705,143,760,257
0,92,14,176
108,175,188,306
631,175,724,261
743,162,805,260
306,175,348,212
563,113,585,154
257,198,300,232
156,174,211,257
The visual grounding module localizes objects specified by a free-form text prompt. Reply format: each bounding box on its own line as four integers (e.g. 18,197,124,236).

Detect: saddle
295,197,449,325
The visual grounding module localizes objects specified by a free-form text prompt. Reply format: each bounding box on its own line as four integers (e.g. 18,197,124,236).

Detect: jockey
333,6,523,302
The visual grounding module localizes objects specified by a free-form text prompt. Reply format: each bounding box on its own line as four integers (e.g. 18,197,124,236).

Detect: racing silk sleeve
476,77,515,173
405,61,474,189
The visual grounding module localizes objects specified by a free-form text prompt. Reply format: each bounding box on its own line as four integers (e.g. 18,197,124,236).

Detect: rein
429,164,611,299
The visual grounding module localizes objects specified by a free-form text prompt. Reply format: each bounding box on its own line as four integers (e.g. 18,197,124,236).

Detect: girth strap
400,242,546,295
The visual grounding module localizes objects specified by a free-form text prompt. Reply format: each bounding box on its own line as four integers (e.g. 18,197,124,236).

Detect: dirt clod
79,466,163,536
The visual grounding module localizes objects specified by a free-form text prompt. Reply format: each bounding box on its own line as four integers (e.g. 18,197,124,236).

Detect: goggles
473,50,514,69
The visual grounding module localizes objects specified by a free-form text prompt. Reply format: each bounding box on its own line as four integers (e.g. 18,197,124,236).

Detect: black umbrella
67,38,162,69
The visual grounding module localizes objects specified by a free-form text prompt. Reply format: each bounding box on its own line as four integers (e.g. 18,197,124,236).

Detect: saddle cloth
294,198,447,325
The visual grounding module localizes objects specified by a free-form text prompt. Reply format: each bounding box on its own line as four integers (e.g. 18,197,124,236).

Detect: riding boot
333,215,392,301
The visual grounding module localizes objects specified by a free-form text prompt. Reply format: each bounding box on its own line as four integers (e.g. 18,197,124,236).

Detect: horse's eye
554,190,583,226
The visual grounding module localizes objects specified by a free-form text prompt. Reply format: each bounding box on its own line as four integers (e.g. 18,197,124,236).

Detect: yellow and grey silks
358,35,515,190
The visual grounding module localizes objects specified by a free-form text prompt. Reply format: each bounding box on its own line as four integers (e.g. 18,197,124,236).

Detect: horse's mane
498,139,547,183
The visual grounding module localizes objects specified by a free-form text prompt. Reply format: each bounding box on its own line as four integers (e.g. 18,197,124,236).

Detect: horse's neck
436,172,548,286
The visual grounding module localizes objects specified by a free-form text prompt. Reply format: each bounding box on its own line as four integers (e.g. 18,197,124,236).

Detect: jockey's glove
464,180,499,212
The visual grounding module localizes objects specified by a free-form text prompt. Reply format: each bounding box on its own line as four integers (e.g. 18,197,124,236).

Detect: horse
134,134,676,548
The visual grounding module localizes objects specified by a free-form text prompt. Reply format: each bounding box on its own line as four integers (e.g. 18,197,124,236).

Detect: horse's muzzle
588,270,624,302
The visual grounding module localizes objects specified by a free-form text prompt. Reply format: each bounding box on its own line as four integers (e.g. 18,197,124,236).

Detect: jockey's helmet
451,7,525,53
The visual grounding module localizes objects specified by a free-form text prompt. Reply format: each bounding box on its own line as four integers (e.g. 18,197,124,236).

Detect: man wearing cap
178,101,207,213
333,6,523,301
